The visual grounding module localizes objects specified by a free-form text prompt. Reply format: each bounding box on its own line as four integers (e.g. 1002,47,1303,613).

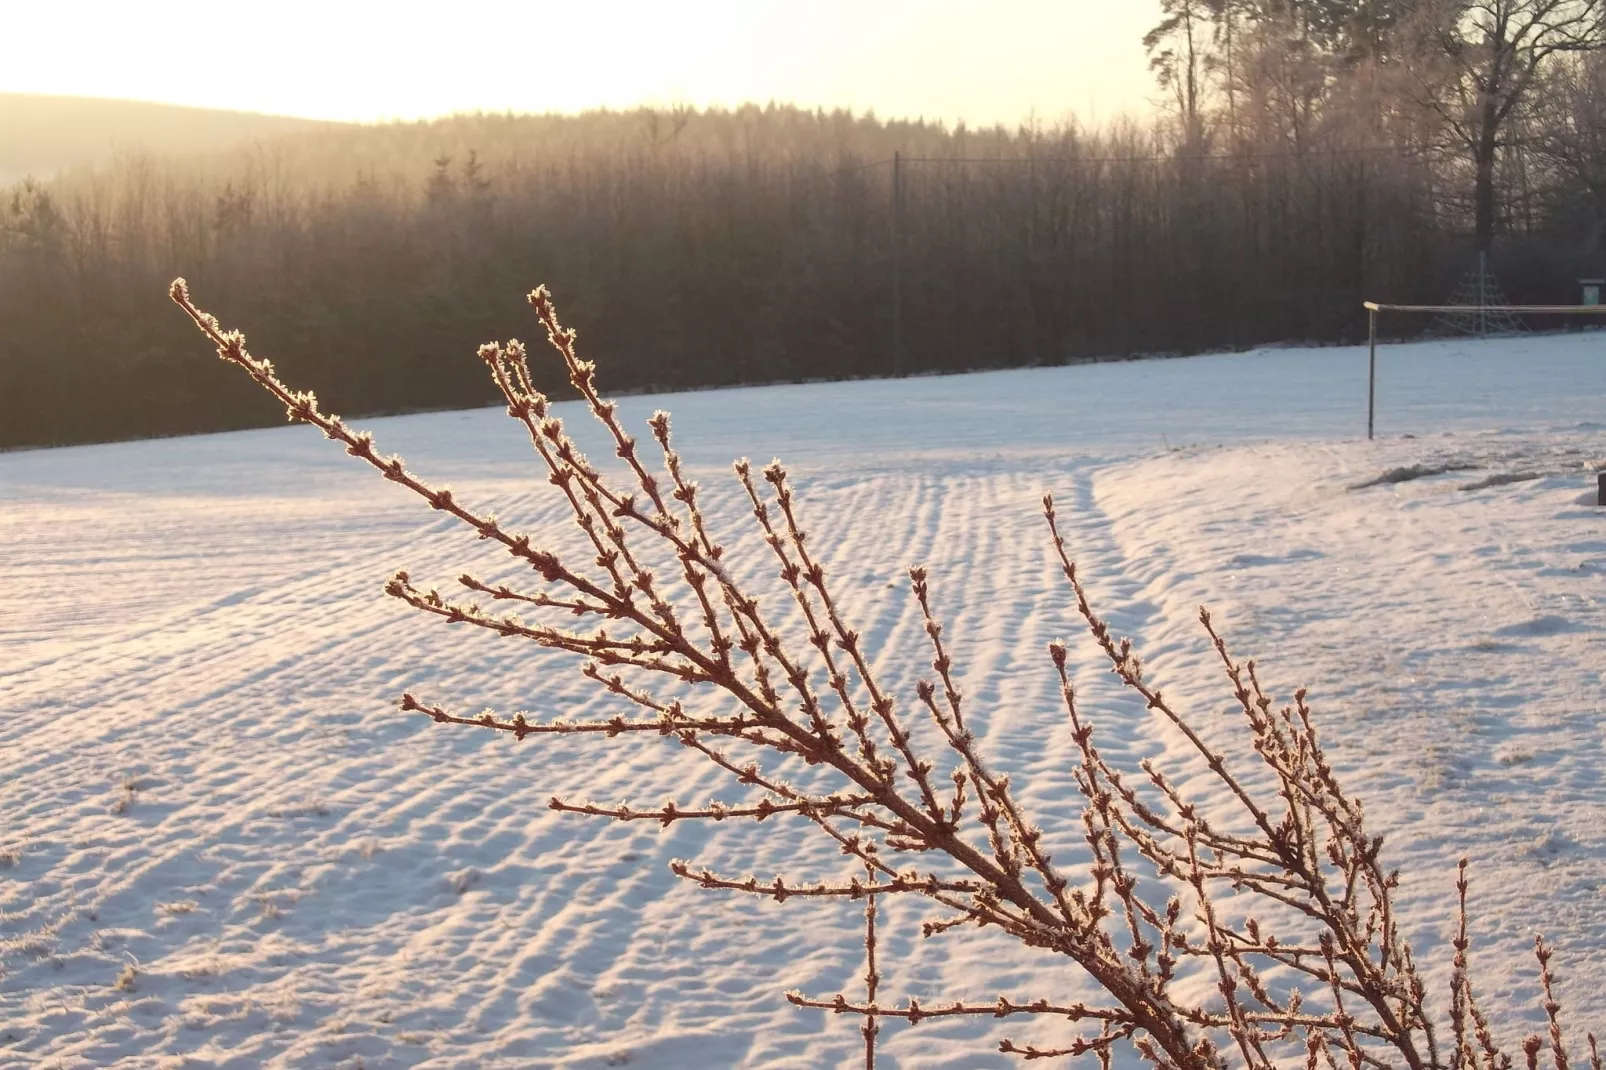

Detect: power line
899,145,1421,165
727,143,1422,196
740,158,892,194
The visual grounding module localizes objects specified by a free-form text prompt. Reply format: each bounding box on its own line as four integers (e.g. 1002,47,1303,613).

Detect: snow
3,330,1605,1068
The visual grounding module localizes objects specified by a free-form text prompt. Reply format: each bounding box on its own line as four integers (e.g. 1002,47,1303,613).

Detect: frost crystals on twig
171,277,1594,1069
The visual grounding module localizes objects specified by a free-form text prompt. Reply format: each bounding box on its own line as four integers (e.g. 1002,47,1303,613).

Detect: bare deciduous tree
1407,0,1606,252
1531,50,1606,250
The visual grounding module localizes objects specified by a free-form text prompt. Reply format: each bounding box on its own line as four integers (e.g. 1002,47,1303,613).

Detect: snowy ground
3,331,1605,1069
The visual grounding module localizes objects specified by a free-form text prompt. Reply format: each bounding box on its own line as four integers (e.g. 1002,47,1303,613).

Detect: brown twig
171,276,1596,1069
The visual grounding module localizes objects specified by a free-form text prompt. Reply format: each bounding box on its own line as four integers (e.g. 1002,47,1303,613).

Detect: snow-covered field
3,331,1605,1069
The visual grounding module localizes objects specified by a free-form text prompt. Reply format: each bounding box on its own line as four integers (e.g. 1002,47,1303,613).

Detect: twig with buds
171,277,1595,1068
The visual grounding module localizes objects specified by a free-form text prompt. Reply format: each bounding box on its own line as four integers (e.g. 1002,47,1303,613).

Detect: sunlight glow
5,0,1160,126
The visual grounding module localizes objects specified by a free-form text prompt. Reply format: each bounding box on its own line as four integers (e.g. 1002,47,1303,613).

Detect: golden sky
7,0,1161,126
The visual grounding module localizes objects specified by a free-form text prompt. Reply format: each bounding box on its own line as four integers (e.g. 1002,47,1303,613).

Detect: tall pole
1367,304,1377,441
891,151,903,378
1477,250,1489,338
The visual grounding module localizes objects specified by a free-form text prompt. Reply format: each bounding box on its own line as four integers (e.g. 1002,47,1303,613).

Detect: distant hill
0,94,344,185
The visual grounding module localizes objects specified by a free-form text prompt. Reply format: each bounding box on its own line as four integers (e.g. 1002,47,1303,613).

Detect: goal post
1361,301,1606,441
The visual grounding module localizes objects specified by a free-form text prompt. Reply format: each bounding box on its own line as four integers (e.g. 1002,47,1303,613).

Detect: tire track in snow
9,415,1602,1066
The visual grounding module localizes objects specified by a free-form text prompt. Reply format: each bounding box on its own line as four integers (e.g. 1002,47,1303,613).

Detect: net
1360,300,1606,440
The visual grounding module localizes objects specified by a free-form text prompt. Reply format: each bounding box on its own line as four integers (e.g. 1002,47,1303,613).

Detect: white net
1435,253,1524,337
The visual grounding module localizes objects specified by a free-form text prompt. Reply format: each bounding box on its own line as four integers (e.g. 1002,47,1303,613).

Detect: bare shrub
111,776,140,815
170,279,1596,1068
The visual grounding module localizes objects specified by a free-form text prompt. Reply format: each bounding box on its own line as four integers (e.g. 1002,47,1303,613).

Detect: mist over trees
0,93,339,187
1143,0,1606,251
1,1,1602,450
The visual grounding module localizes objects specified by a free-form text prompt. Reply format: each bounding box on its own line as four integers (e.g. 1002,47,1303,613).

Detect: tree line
2,4,1603,450
1144,0,1606,253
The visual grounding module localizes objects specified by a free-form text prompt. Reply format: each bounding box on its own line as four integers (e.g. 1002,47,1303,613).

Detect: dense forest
3,0,1604,450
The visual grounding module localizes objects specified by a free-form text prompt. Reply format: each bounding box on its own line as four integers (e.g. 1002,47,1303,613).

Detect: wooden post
1367,303,1377,441
1598,471,1605,507
891,151,904,378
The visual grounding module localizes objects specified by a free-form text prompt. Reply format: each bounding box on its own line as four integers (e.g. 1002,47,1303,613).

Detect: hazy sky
7,1,1162,127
